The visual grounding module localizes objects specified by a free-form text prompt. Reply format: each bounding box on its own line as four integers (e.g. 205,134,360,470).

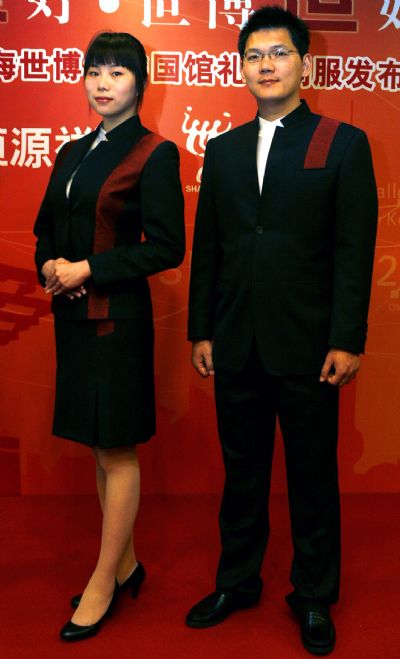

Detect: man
186,5,377,656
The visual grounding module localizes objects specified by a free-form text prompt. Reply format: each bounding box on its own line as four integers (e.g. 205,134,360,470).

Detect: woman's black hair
238,5,310,59
84,32,148,109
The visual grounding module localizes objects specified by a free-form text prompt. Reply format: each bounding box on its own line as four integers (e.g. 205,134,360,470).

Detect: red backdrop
1,0,399,495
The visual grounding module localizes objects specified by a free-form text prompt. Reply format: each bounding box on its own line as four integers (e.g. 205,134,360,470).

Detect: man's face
241,28,311,112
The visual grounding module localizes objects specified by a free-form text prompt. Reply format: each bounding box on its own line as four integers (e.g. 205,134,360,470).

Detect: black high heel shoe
60,584,118,642
119,561,146,598
70,562,145,609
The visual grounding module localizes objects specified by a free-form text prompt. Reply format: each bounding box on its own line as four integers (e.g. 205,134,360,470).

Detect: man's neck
258,98,301,122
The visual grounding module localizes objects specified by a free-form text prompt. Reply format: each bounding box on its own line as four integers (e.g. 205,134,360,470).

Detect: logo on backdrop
182,106,232,183
182,106,232,157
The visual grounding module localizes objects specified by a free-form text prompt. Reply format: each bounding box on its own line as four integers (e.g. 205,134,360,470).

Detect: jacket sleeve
188,139,221,341
328,129,378,353
33,142,70,286
87,140,185,285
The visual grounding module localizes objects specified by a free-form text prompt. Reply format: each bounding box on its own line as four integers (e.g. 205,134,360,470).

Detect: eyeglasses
243,47,299,64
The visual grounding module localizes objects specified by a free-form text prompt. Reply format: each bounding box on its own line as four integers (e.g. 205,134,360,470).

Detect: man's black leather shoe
186,591,260,628
286,592,336,655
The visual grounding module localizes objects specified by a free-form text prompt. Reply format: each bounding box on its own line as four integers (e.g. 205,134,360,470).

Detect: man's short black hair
238,5,310,59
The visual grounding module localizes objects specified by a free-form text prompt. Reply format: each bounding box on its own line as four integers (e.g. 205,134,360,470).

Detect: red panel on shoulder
304,117,340,169
87,132,165,326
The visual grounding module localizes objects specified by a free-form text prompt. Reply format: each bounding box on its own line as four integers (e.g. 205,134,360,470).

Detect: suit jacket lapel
260,101,315,199
61,130,99,181
67,116,148,205
60,115,147,185
236,117,260,204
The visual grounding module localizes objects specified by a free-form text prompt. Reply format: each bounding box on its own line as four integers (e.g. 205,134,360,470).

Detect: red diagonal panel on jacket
87,133,165,322
304,117,340,169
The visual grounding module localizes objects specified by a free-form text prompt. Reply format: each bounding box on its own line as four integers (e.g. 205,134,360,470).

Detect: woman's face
84,63,138,131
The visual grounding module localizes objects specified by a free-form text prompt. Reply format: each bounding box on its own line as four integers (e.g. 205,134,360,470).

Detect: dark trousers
214,341,340,605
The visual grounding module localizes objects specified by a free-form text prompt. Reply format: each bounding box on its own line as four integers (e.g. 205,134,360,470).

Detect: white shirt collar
256,116,284,194
98,125,108,140
258,115,284,135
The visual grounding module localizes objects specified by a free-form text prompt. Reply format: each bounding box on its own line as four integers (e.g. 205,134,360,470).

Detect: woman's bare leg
94,457,137,584
71,445,140,626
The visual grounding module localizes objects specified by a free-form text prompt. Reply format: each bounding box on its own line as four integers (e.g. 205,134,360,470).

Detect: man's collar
280,100,312,127
258,115,284,134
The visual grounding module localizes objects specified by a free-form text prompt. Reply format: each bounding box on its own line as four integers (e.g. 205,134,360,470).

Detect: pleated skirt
53,317,155,448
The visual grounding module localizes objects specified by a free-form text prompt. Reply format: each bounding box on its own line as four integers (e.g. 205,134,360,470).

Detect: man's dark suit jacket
34,115,185,321
188,101,378,375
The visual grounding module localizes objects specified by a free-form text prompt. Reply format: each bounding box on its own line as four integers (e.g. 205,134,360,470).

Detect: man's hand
192,340,215,377
44,258,91,296
320,348,361,387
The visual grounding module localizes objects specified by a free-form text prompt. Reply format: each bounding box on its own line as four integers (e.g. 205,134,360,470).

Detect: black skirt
53,317,155,448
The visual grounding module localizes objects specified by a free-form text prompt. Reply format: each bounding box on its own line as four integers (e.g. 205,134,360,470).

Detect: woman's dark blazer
188,101,378,375
34,115,185,321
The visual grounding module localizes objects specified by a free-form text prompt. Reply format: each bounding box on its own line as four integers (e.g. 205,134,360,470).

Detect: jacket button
255,225,264,235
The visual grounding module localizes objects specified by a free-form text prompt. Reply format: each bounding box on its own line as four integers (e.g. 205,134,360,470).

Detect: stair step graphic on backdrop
0,264,50,346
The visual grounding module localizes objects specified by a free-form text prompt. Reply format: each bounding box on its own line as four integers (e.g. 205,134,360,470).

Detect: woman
34,32,185,642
